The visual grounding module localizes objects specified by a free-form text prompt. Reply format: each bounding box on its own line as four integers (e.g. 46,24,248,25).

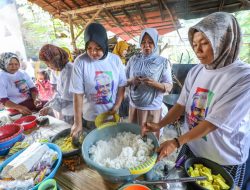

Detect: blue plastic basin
82,122,159,183
0,143,62,190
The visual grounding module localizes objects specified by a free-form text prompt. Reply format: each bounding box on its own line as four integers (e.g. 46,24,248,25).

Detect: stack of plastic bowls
0,124,24,156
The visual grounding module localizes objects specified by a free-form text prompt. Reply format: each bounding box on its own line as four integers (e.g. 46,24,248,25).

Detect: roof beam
61,0,147,15
75,8,103,41
135,4,146,24
104,10,135,39
157,0,165,20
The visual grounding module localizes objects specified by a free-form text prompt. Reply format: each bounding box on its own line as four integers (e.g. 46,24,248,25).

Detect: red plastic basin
14,115,37,131
0,124,23,142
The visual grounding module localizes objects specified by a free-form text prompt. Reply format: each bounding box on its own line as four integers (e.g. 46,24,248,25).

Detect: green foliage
16,0,84,60
234,11,250,63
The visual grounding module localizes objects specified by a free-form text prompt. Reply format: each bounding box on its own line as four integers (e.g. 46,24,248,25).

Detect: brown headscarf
188,12,241,70
39,44,69,70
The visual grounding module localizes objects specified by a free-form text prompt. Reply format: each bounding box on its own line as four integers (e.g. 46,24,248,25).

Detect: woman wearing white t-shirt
70,23,127,139
39,44,74,125
142,12,250,188
0,52,42,115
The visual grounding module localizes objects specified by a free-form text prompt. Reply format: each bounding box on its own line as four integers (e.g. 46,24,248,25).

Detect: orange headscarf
112,41,129,64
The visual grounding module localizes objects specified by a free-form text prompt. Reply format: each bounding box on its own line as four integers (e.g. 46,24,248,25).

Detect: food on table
188,164,230,190
89,132,154,169
54,136,77,152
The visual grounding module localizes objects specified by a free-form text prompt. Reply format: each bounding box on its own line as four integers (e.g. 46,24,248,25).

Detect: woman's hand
16,105,32,115
141,122,161,136
127,77,141,87
39,107,50,116
140,77,156,87
34,98,42,108
71,123,83,139
156,139,178,161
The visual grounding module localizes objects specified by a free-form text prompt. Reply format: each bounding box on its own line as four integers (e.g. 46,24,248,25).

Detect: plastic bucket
38,179,57,190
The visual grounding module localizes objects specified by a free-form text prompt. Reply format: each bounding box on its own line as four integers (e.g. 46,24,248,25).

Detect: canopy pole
68,14,77,52
74,8,103,41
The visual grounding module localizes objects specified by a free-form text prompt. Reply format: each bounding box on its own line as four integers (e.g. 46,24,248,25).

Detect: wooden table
55,162,120,190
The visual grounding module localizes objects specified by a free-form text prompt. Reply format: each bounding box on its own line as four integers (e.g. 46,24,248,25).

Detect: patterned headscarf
112,41,129,64
39,44,69,71
84,23,109,60
0,52,19,72
188,12,241,70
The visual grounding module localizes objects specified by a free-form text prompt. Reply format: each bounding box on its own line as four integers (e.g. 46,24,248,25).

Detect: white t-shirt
178,60,250,165
0,70,35,104
51,62,74,116
70,53,127,121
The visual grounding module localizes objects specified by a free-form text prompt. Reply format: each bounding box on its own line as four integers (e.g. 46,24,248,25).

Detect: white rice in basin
89,132,155,169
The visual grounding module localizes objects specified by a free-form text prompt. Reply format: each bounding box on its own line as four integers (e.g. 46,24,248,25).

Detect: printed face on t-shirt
91,71,114,104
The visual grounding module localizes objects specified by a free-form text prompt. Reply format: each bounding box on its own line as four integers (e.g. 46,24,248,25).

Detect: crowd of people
0,12,250,189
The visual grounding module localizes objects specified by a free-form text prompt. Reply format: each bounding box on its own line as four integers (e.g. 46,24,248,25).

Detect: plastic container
0,124,24,151
95,112,120,128
0,134,25,156
184,157,235,190
118,184,150,190
82,122,159,183
0,123,23,142
0,143,62,190
14,115,37,131
38,178,57,190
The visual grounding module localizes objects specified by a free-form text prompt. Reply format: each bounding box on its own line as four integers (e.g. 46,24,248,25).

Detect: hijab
39,44,69,71
84,23,108,60
0,52,19,72
61,47,74,62
129,28,167,107
112,41,129,64
188,12,241,70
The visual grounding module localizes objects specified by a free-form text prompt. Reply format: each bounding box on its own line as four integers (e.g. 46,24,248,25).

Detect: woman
142,12,250,188
126,28,172,137
112,41,129,65
70,23,127,138
39,44,74,125
0,52,42,115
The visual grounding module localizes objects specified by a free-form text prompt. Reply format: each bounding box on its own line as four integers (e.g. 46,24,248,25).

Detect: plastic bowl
184,157,235,190
14,115,37,131
38,178,57,190
0,143,62,190
0,123,23,142
95,112,120,128
82,122,159,183
118,184,150,190
0,134,25,156
51,128,80,157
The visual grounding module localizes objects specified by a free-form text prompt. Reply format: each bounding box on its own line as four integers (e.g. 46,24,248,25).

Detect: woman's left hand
156,139,178,161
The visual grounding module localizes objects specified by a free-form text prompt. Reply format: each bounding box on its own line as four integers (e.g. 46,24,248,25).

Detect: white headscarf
188,12,241,70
